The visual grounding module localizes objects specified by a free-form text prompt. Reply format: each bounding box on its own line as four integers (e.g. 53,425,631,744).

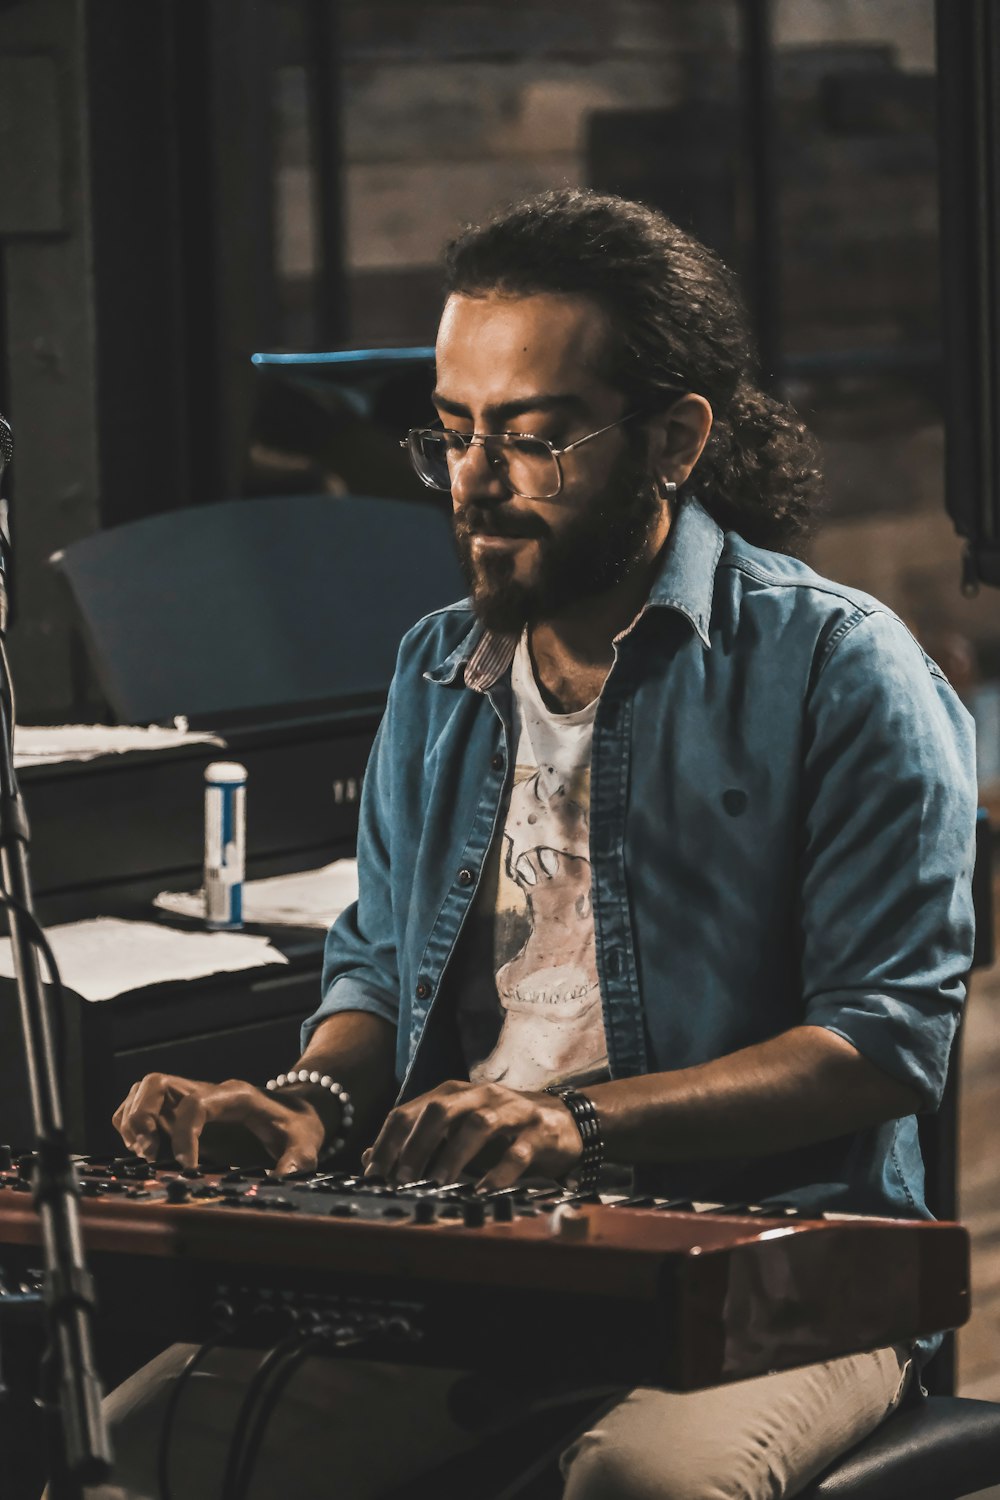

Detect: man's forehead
435,290,613,406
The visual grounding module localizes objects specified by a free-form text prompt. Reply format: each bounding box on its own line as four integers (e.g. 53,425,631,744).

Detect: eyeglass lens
410,431,560,498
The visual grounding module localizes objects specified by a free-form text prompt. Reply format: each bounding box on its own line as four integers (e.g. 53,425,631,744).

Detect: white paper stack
154,859,360,930
14,722,224,769
0,916,289,1002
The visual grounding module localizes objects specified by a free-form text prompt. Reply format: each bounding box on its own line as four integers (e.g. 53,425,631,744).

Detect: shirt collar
425,497,724,693
643,495,722,647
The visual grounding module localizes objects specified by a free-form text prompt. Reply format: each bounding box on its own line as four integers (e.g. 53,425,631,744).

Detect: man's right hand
112,1074,327,1174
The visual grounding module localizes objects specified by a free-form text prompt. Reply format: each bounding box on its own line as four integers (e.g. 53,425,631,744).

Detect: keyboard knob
550,1204,589,1240
413,1198,437,1225
165,1178,189,1204
462,1198,486,1228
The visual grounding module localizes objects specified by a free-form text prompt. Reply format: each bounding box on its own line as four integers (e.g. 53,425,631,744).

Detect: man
109,190,976,1499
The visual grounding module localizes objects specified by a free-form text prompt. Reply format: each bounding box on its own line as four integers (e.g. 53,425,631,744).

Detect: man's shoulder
710,528,959,690
716,530,930,673
719,531,887,620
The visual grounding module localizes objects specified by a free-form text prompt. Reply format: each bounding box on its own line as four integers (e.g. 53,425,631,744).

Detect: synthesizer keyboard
0,1157,969,1391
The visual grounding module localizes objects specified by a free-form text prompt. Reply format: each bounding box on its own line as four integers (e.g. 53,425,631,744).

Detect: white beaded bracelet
265,1070,355,1155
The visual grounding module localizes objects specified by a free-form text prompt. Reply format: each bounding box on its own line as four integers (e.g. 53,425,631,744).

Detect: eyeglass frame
399,408,649,500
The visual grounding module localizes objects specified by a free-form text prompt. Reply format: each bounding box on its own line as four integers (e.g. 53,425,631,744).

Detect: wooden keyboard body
0,1164,969,1391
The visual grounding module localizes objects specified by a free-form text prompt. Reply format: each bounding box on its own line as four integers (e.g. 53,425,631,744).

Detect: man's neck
528,517,672,714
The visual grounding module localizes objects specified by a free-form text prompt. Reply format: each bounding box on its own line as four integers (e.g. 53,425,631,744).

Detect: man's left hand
362,1080,582,1191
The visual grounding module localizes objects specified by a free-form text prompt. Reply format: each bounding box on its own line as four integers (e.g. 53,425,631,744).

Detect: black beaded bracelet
545,1086,604,1193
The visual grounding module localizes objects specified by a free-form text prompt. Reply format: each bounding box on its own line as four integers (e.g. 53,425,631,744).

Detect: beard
452,448,662,635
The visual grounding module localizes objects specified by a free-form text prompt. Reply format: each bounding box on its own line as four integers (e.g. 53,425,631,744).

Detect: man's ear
648,394,713,489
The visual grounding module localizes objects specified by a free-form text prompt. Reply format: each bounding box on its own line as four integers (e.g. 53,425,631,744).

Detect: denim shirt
304,498,977,1225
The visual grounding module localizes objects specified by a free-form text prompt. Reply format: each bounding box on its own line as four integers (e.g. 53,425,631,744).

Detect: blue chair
49,493,465,724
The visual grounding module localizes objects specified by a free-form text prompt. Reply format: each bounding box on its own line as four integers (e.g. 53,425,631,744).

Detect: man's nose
450,438,510,508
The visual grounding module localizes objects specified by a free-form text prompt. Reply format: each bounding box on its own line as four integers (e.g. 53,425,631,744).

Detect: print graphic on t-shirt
469,761,605,1088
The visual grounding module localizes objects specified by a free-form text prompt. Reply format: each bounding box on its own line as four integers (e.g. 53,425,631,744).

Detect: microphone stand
0,511,111,1489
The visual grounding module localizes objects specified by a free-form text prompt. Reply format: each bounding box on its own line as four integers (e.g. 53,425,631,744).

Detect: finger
193,1082,325,1171
366,1082,473,1180
365,1103,423,1180
476,1136,536,1194
120,1074,186,1157
114,1083,160,1162
425,1110,508,1186
391,1086,504,1182
380,1090,482,1183
273,1141,320,1176
264,1101,324,1176
169,1094,208,1169
121,1073,202,1134
155,1079,259,1168
111,1082,140,1138
118,1084,156,1154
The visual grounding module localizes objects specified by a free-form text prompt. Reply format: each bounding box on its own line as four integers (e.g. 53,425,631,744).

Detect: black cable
0,885,65,1014
219,1334,311,1500
0,885,66,1090
0,637,17,743
157,1335,233,1500
0,635,66,1084
230,1338,324,1500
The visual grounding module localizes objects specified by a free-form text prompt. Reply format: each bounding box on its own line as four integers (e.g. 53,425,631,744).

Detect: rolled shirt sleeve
800,609,978,1110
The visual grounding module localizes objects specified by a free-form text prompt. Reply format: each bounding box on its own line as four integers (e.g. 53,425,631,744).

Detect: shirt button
490,753,504,772
415,981,431,1001
457,867,475,886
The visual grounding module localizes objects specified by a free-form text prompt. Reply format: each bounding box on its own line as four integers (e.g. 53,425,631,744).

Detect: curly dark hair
443,189,823,554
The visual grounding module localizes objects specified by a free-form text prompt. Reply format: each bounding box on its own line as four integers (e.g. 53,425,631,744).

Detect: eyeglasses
400,411,644,500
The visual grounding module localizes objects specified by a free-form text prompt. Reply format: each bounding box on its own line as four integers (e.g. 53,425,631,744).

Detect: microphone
0,414,11,633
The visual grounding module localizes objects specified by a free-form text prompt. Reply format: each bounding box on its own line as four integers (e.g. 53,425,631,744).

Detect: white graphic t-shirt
456,633,609,1091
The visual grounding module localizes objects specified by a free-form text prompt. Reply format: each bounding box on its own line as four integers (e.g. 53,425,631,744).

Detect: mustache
454,507,550,540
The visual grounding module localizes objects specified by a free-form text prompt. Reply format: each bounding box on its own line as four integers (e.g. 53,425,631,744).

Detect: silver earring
658,478,678,498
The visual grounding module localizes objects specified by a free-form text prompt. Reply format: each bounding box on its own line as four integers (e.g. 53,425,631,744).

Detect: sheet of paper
0,917,288,1002
155,859,359,930
14,722,225,769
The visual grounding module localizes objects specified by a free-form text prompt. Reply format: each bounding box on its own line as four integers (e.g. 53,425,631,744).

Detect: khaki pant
82,1340,912,1500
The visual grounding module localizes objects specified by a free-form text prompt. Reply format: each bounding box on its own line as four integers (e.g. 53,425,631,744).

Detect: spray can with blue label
204,762,247,929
